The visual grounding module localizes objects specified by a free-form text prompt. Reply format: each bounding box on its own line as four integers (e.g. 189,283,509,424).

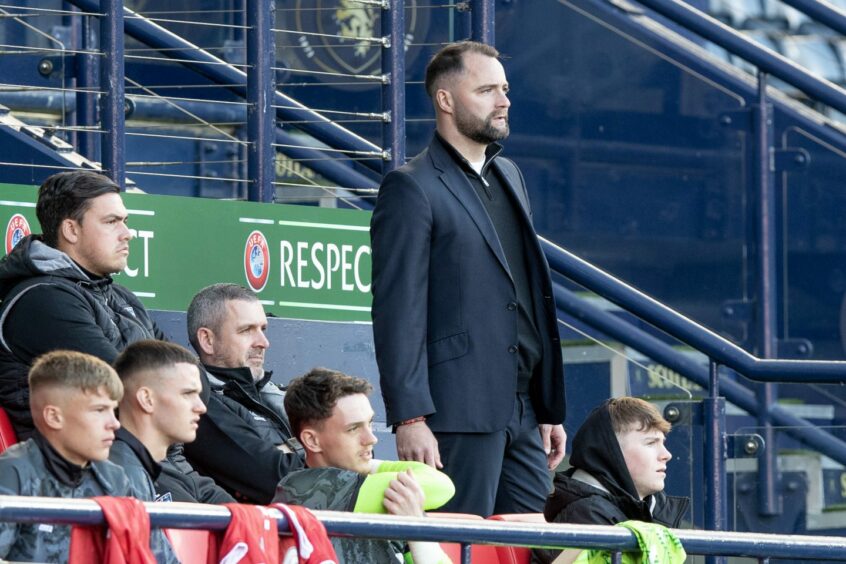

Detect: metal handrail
1,496,846,560
781,0,846,36
63,0,384,173
541,237,846,383
552,282,846,466
633,0,846,114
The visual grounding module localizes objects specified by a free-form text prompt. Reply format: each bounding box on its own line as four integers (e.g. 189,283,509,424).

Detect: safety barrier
1,496,846,562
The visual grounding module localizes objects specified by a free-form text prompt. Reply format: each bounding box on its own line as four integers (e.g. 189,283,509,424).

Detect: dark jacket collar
203,365,270,390
203,365,275,408
33,430,87,487
433,132,503,177
115,427,162,481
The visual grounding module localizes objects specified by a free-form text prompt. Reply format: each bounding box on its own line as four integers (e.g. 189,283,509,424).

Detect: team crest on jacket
244,230,270,292
5,214,30,255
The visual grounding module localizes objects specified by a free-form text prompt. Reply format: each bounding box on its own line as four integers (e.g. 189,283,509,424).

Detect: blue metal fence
2,495,846,562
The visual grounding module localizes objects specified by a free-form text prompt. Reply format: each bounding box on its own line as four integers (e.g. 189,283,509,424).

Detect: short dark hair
187,283,259,352
36,171,120,248
424,40,500,99
607,397,671,435
114,339,199,383
284,368,372,439
29,350,123,402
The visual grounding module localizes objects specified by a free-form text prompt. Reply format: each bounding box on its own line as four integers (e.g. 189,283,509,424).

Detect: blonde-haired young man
0,350,173,562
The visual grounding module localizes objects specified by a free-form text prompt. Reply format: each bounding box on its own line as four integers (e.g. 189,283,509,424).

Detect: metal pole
705,360,727,564
245,0,275,202
460,543,471,564
381,0,405,174
471,0,495,45
754,70,780,517
65,0,383,173
65,2,78,150
77,12,99,162
99,0,125,188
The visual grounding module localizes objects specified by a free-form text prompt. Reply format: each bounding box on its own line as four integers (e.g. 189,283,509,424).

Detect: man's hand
540,424,567,470
396,421,442,468
382,469,426,517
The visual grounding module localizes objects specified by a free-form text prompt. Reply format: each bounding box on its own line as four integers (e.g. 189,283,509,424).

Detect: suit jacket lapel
492,158,531,218
428,140,513,281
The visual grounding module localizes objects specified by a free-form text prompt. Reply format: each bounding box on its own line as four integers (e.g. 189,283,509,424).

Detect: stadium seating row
709,0,846,32
0,406,546,564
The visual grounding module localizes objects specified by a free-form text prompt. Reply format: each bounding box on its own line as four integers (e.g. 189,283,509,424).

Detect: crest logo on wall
283,0,430,90
244,230,270,292
5,214,30,255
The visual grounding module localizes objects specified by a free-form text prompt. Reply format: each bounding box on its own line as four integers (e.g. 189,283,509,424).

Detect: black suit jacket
370,135,565,433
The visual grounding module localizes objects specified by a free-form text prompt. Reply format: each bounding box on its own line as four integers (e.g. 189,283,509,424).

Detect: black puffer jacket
158,444,234,504
184,366,304,504
533,400,690,564
0,235,161,439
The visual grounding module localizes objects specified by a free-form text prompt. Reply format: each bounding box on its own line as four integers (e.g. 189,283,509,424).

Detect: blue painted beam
380,0,405,173
99,0,125,188
245,0,274,202
471,0,496,45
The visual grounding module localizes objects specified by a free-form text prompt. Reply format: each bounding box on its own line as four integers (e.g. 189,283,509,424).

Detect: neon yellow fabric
352,460,455,514
558,521,686,564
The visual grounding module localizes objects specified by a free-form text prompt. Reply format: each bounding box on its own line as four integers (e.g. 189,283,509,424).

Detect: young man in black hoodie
533,397,689,564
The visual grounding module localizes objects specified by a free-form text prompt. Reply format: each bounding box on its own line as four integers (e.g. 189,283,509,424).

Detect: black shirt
434,133,543,389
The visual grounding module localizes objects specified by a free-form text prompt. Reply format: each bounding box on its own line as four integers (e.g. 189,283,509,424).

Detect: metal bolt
123,98,135,118
38,59,53,76
743,438,759,455
664,405,681,423
719,115,732,126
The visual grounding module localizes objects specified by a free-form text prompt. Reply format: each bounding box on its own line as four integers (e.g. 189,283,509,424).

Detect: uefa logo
244,230,270,292
5,214,31,255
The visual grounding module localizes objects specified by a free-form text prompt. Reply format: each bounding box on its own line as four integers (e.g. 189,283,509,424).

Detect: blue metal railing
550,282,846,467
543,235,846,545
630,0,846,520
2,496,846,561
542,237,846,383
781,0,846,36
635,0,846,113
63,0,383,193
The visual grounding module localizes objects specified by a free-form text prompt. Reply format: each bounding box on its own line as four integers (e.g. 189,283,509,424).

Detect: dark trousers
436,393,551,517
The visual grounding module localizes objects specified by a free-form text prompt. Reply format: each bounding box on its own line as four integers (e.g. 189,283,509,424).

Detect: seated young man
273,368,454,564
111,339,234,504
0,350,174,563
533,397,690,564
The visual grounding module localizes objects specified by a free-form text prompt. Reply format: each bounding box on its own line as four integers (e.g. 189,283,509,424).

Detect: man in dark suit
370,41,566,516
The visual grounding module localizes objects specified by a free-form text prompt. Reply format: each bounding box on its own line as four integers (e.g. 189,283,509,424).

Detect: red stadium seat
0,407,17,454
165,528,210,564
488,513,546,564
429,513,501,564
